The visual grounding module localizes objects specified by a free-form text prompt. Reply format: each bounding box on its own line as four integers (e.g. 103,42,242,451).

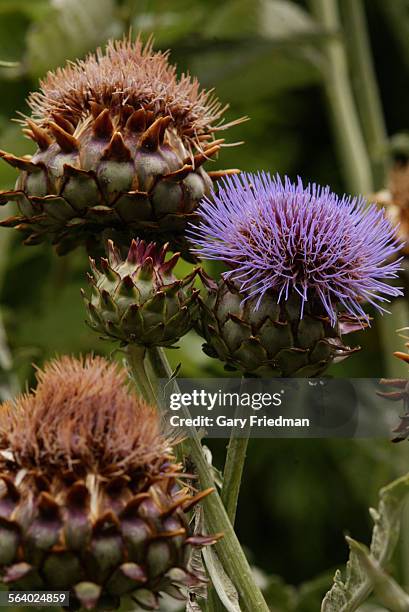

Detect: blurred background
0,0,409,610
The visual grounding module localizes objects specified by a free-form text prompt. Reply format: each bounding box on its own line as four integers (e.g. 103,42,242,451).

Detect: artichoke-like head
0,36,242,258
0,356,218,609
84,239,199,346
190,173,403,376
198,278,360,377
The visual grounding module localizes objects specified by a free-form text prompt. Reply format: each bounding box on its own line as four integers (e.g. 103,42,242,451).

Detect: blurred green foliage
0,0,409,610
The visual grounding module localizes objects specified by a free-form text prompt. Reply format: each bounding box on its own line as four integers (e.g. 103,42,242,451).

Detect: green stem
309,0,373,194
221,421,250,526
341,0,388,188
125,344,156,404
145,346,173,395
146,347,269,612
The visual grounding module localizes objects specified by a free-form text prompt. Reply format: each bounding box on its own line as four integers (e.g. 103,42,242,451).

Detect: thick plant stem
342,0,388,188
146,347,269,612
126,344,156,404
221,419,250,526
309,0,373,195
144,346,173,401
221,380,253,526
221,436,249,526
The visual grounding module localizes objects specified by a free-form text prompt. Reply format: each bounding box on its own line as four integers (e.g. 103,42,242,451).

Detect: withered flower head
0,356,218,610
0,35,242,257
28,36,231,152
0,355,168,476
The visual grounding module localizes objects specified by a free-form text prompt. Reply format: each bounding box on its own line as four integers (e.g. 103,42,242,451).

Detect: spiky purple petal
189,172,403,325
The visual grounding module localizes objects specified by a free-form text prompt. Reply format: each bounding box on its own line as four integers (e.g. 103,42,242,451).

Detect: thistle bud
0,36,242,257
0,356,219,609
84,239,199,346
190,173,403,376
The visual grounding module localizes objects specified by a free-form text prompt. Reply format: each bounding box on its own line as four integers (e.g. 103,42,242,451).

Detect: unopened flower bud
84,239,199,347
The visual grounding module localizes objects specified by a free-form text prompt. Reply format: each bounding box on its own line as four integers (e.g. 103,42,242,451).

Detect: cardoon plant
190,172,403,376
0,24,405,612
0,356,219,610
0,34,271,612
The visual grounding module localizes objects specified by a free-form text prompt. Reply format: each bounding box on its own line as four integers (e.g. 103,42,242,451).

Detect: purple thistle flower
189,172,403,326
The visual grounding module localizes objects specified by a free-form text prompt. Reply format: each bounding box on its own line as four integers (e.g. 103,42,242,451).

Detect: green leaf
25,0,122,77
347,537,409,612
321,472,409,612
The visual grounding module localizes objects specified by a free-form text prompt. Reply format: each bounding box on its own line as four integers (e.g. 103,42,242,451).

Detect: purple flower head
189,172,403,326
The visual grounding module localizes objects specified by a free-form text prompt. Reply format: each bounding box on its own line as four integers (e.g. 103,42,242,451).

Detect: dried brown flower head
0,35,243,257
0,356,218,609
0,355,170,477
27,35,237,152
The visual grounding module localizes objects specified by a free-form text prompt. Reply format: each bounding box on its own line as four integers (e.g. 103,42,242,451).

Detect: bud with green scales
197,277,360,377
84,239,199,346
0,356,220,610
0,36,242,258
190,173,403,376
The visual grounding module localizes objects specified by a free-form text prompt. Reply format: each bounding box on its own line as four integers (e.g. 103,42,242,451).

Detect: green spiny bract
0,356,219,610
197,279,360,377
0,37,241,258
84,239,199,346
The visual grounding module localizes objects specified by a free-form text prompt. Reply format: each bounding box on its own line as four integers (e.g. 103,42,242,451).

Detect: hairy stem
145,346,269,612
